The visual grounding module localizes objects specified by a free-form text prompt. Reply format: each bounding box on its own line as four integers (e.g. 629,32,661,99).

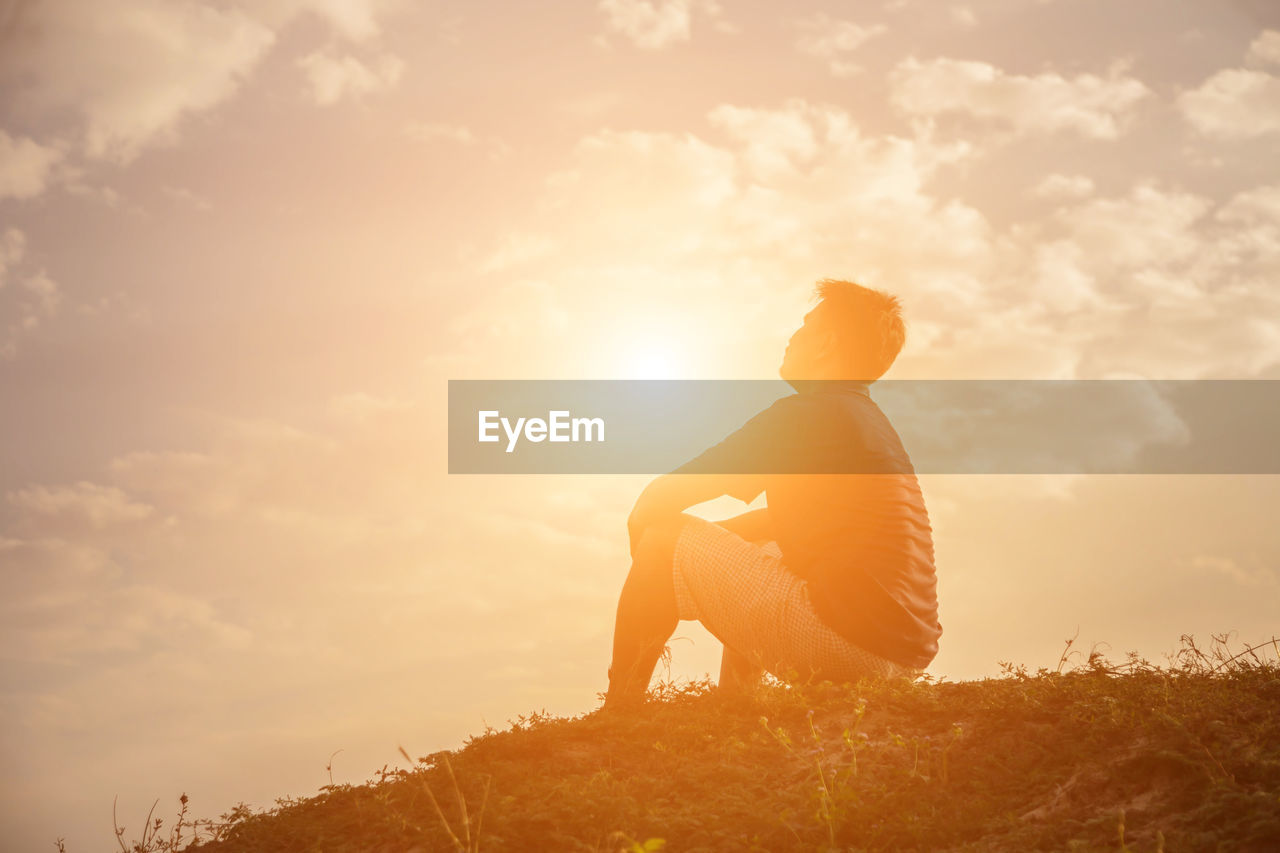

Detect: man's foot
600,691,644,713
601,667,648,712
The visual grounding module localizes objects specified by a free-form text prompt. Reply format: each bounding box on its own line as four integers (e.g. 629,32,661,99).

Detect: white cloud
0,229,26,288
162,185,213,211
1,552,253,664
0,232,64,357
1189,555,1277,587
597,0,721,49
950,6,978,28
794,14,886,77
0,0,276,162
1055,183,1210,273
1033,173,1096,200
297,50,405,105
1037,182,1280,377
1178,69,1280,139
458,99,1280,382
20,272,61,319
405,121,510,159
1217,183,1280,224
0,0,406,166
453,101,1007,377
478,232,557,274
881,380,1191,474
0,132,64,200
328,391,411,421
890,57,1151,138
406,122,479,144
708,103,821,178
1247,29,1280,66
270,0,388,41
8,482,154,529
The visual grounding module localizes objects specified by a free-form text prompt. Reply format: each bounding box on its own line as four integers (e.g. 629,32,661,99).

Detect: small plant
939,722,963,785
596,832,666,853
397,745,491,853
108,793,249,852
761,697,874,847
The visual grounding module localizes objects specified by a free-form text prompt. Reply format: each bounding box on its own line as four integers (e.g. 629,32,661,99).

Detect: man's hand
627,474,730,559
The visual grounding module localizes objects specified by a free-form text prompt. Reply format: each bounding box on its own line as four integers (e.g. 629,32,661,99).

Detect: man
604,279,941,709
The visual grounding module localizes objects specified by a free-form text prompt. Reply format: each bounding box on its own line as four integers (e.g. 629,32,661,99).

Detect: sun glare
623,345,684,379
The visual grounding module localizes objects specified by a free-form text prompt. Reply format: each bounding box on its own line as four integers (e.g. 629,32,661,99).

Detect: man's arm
627,474,736,557
716,507,774,543
629,395,785,556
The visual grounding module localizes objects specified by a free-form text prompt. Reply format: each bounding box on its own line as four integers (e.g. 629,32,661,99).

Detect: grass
93,633,1280,852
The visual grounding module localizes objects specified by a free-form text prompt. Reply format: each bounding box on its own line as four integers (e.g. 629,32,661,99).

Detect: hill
101,637,1280,852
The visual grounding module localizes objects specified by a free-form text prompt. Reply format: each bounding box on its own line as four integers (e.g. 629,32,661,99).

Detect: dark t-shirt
670,380,942,669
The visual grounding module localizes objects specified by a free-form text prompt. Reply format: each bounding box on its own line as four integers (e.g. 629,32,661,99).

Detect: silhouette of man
604,279,941,709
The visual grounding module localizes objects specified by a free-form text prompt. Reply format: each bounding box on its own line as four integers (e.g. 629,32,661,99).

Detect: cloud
708,103,823,178
456,97,1280,382
404,121,511,159
23,270,59,311
0,231,63,357
0,0,406,168
162,185,213,211
406,122,480,144
451,101,1008,377
8,481,154,529
265,0,389,42
0,0,276,162
297,50,405,105
328,391,412,421
0,539,252,664
596,0,722,49
890,57,1151,138
1033,173,1096,200
794,14,886,77
1054,183,1210,273
879,380,1192,474
477,232,557,274
0,132,64,200
1217,182,1280,223
950,6,978,28
0,228,26,288
1038,182,1280,377
1247,29,1280,66
1189,555,1277,588
1178,68,1280,138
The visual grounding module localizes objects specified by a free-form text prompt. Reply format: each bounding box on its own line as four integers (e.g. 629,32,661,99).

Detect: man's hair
813,278,906,381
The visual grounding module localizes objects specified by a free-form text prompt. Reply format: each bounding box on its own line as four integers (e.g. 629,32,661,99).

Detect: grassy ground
102,636,1280,852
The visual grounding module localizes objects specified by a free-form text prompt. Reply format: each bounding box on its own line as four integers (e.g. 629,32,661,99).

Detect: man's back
674,381,942,669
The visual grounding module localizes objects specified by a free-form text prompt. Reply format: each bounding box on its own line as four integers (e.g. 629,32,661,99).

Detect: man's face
780,306,837,381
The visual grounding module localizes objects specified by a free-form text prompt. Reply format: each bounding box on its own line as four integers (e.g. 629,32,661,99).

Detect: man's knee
633,514,694,566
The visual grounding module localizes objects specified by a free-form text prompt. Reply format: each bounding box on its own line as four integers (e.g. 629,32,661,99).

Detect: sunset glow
2,1,1279,850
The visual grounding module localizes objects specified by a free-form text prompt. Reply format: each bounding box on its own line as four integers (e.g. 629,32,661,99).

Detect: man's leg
605,518,687,708
716,532,771,692
718,644,765,692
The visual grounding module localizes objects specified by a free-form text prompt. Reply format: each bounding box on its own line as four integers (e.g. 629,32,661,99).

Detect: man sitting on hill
604,279,941,709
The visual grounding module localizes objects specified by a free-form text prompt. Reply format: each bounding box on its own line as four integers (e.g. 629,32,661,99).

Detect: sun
622,344,684,379
593,313,727,378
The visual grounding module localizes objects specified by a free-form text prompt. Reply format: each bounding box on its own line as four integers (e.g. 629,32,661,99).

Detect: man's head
779,279,906,383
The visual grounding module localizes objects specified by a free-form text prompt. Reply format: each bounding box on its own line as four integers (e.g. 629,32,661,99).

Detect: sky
2,0,1280,848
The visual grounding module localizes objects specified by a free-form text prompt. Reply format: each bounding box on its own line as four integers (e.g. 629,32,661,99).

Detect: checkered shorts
671,515,917,684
